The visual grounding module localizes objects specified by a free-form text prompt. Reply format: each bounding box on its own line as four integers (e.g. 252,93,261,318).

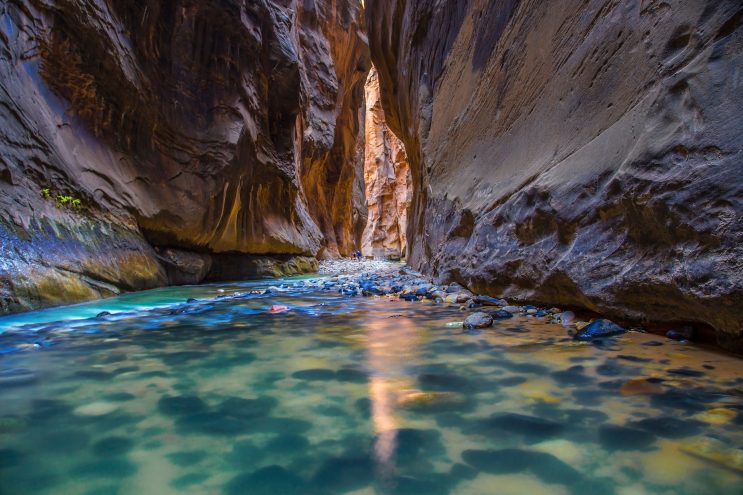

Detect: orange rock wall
0,0,369,312
361,67,411,259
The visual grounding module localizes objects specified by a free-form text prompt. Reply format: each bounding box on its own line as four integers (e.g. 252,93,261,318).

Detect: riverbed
0,272,741,494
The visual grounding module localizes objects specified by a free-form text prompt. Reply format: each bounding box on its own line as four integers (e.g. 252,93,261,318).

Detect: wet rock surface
365,0,743,351
0,0,369,313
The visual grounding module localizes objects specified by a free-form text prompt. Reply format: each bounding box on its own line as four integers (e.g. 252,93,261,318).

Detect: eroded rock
0,0,369,312
365,0,743,351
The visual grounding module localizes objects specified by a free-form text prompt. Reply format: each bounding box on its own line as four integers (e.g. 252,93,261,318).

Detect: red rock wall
0,0,368,312
361,67,411,259
366,0,743,350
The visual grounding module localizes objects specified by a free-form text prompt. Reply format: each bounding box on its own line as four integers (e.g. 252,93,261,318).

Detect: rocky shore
316,259,696,345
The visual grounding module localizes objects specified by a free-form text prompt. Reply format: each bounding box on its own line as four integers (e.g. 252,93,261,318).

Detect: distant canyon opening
360,66,411,260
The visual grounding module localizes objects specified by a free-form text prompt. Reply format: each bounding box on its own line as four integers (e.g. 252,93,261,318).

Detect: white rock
74,402,118,417
559,311,576,326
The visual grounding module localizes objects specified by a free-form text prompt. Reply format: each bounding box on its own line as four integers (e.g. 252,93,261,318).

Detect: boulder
463,312,494,329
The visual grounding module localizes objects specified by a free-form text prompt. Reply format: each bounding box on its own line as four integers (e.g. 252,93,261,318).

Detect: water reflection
0,282,741,495
367,312,423,480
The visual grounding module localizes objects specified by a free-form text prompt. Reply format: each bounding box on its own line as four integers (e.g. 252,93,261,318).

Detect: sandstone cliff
361,67,411,259
0,0,368,312
366,0,743,350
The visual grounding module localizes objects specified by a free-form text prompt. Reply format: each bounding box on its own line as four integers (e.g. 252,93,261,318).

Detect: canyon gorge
1,0,742,351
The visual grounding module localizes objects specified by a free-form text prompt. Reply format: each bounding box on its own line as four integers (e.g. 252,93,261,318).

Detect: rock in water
574,319,626,341
667,326,694,341
558,311,576,326
490,309,513,319
473,295,508,306
365,0,743,352
463,312,494,329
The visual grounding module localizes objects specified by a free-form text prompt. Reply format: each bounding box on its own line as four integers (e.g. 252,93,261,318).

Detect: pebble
446,283,463,293
502,305,521,313
463,312,494,329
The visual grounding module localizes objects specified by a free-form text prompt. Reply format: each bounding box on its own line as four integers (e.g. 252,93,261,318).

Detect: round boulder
463,312,494,329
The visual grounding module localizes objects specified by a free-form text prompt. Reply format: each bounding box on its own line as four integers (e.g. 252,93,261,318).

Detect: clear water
1,279,742,495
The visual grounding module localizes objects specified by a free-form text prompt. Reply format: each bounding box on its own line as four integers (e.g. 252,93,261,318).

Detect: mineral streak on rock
365,0,743,351
361,66,411,259
0,0,369,312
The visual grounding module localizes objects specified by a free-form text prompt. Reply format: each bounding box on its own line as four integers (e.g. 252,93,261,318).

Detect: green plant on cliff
55,195,73,208
40,189,83,209
56,195,83,209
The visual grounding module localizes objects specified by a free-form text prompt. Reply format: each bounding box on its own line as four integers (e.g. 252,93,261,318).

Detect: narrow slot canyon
0,1,742,494
361,66,411,260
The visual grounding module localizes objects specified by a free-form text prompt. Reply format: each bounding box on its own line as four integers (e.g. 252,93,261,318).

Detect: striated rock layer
0,0,369,312
366,0,743,350
361,66,411,259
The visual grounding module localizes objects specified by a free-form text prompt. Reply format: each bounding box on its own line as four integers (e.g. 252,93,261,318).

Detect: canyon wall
361,67,411,259
0,0,368,313
366,0,743,350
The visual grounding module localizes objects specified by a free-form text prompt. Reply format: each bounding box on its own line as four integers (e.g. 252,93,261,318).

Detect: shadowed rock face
0,0,368,312
361,67,411,259
366,1,743,350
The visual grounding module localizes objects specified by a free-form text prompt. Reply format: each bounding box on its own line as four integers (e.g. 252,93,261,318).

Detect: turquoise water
1,279,742,494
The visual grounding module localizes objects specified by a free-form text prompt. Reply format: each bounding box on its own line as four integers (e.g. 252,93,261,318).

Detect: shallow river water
0,276,742,495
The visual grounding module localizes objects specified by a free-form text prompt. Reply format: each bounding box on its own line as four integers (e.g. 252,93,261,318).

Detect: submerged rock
598,424,655,451
73,402,118,417
397,390,469,412
490,309,513,319
574,320,626,341
226,466,305,495
679,437,743,473
628,417,704,439
478,413,564,441
312,455,374,492
667,326,694,341
462,448,581,485
473,295,508,306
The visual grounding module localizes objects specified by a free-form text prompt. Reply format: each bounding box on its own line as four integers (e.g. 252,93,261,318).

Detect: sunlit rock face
0,0,368,312
361,67,411,259
366,1,743,350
